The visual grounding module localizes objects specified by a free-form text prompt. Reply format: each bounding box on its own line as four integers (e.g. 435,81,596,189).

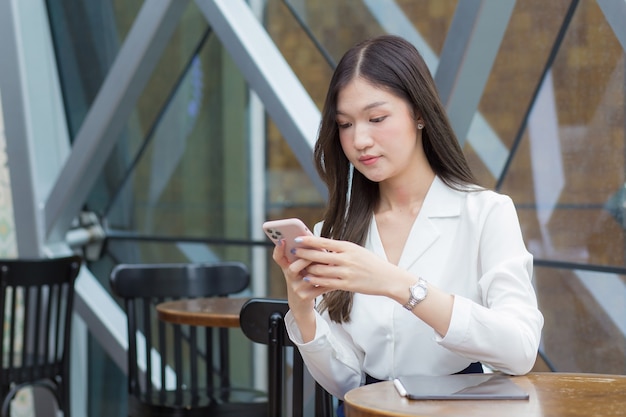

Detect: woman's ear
414,112,425,130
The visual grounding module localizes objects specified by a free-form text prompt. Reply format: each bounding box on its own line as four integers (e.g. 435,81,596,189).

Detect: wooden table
344,372,626,417
156,297,250,327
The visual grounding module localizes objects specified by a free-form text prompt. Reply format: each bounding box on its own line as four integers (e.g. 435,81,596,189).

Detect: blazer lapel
398,177,463,269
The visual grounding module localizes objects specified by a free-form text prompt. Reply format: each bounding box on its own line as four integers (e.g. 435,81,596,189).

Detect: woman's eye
371,116,387,123
337,122,352,129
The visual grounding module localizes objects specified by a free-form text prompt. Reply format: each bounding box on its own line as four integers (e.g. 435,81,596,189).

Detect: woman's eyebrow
336,101,388,116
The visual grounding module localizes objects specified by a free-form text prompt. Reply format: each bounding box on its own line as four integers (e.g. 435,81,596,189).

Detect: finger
300,283,327,299
272,240,289,264
295,235,348,253
292,245,346,267
290,279,326,301
285,258,313,279
303,275,343,291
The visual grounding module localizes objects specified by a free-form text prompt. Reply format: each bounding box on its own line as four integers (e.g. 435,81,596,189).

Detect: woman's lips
359,155,379,166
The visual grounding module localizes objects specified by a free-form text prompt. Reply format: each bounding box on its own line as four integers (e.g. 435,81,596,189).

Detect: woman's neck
377,170,435,215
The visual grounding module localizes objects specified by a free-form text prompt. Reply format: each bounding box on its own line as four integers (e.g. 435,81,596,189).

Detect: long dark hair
314,35,477,322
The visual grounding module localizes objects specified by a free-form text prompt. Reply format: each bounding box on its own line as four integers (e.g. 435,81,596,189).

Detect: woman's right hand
273,239,327,342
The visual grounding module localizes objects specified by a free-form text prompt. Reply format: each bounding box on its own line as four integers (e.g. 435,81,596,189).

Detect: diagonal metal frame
43,0,189,243
194,0,325,197
496,0,579,190
0,0,42,257
435,0,516,145
596,0,626,53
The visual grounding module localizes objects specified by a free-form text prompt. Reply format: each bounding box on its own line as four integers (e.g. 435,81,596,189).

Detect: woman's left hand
292,235,407,297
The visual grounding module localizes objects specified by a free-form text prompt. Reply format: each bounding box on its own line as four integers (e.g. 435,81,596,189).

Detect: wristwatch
403,278,428,311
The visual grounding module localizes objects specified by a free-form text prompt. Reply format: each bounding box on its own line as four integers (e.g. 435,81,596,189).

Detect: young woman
272,35,543,404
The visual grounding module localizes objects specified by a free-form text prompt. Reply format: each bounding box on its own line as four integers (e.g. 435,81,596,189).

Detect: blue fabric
337,401,345,417
336,362,483,416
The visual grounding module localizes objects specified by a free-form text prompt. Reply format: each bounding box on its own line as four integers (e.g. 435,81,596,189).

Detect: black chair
109,262,267,417
0,255,82,417
239,298,334,417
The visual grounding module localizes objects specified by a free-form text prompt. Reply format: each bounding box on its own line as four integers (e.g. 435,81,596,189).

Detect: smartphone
262,218,313,262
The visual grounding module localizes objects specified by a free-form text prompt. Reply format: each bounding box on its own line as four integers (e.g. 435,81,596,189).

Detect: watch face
411,284,427,300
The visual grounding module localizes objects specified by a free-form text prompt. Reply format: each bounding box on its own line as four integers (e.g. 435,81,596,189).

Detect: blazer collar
420,176,464,218
392,176,464,268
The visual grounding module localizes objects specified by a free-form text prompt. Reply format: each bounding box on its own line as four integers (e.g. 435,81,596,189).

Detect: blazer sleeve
437,194,544,375
285,309,365,399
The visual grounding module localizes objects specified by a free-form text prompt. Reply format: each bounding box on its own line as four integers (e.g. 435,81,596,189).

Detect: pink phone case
263,218,313,262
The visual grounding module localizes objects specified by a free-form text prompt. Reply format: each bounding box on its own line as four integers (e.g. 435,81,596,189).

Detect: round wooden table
156,297,250,327
344,372,626,417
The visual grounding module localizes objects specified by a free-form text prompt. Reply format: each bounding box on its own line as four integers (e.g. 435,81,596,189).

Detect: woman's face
336,77,425,184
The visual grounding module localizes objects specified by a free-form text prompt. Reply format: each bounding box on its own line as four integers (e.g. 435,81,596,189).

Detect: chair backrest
239,298,334,417
0,255,82,417
109,261,252,414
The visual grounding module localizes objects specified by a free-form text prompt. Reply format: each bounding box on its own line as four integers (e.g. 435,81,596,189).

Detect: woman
272,35,543,403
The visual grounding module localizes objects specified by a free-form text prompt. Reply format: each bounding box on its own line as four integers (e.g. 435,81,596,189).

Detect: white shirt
285,177,544,399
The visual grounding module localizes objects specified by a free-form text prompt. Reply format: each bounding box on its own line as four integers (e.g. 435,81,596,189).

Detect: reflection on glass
465,0,571,187
274,0,457,108
535,266,626,374
500,1,626,269
46,0,145,137
103,34,252,267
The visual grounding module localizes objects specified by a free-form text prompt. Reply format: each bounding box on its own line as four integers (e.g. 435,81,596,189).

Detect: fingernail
303,277,311,282
294,237,303,243
290,248,296,255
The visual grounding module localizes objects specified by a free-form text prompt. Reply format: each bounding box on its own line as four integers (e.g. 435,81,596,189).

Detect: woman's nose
352,124,373,150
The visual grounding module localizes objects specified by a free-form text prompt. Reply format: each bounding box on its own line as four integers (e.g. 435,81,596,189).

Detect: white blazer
285,176,544,400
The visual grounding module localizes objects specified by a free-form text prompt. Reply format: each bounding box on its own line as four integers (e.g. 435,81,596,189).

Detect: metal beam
597,0,626,53
44,0,189,242
435,0,516,145
0,0,43,257
194,0,325,197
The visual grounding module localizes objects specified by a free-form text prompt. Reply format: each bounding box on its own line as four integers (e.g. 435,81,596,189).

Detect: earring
417,123,424,130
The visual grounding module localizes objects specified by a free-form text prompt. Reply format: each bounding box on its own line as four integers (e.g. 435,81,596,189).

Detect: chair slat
9,286,18,371
292,348,304,417
126,298,140,398
143,298,154,400
189,325,198,405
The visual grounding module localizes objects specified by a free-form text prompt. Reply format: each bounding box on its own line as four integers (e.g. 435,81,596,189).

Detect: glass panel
104,239,257,266
47,0,209,213
465,0,573,187
275,0,458,104
46,0,144,136
500,1,626,270
104,35,251,263
396,0,458,57
88,6,209,214
496,2,626,374
88,337,128,417
535,266,626,374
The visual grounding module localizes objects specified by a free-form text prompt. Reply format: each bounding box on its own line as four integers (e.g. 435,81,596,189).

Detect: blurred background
0,0,624,416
